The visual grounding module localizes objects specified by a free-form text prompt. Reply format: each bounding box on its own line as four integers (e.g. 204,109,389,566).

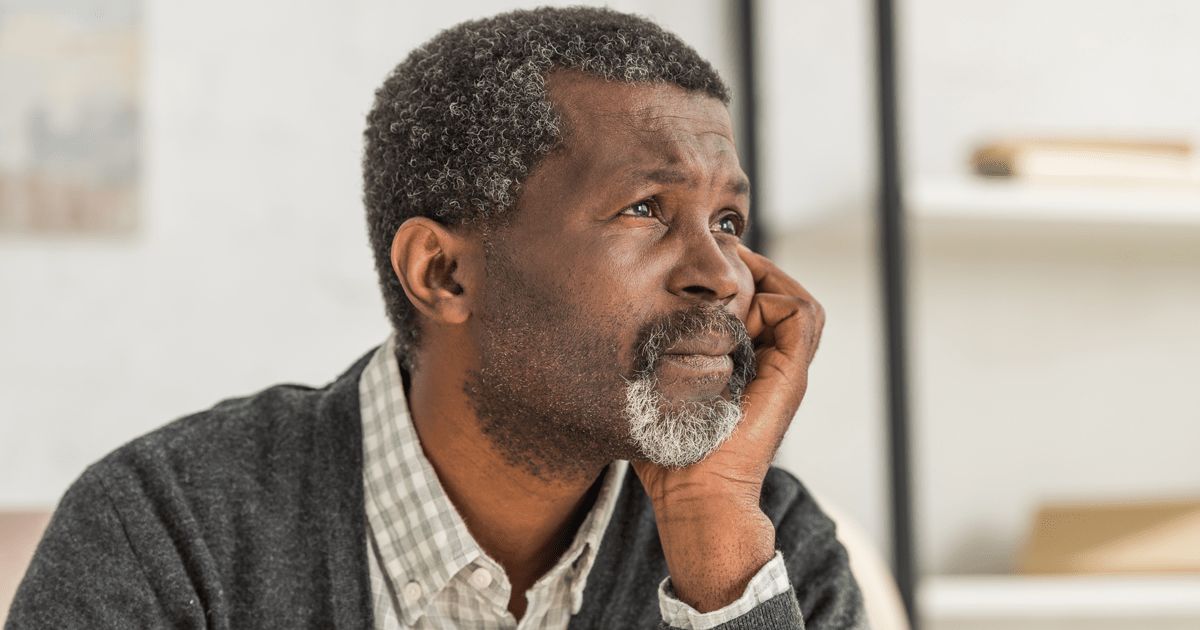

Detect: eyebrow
623,168,751,197
727,177,751,197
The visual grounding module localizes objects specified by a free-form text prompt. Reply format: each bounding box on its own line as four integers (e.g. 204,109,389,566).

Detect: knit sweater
5,351,865,629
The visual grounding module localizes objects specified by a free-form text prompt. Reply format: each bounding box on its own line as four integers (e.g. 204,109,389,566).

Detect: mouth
663,332,736,358
657,333,737,376
658,352,734,373
629,306,755,399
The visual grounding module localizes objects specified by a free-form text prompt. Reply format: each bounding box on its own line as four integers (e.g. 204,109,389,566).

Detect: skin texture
389,70,824,618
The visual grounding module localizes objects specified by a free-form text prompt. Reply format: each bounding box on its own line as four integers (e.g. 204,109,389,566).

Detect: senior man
8,7,865,630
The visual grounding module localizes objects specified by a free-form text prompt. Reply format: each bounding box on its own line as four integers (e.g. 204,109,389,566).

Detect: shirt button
469,567,494,589
402,581,423,603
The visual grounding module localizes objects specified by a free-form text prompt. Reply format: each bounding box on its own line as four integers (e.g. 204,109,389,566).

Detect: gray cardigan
6,351,865,629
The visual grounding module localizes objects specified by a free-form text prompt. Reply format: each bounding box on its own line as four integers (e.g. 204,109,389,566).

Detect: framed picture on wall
0,0,139,234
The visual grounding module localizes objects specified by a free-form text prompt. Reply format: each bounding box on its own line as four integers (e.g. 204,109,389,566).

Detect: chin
624,376,744,469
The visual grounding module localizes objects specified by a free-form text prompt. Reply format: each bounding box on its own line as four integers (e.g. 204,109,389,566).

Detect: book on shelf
972,138,1200,188
1019,497,1200,574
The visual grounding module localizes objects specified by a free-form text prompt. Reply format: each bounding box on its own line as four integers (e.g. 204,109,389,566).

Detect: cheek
591,248,670,353
603,259,666,328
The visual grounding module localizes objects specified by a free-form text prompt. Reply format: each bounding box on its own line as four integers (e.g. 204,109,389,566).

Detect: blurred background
2,0,1199,627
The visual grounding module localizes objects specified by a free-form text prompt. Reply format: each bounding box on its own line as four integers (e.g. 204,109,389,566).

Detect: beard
468,239,757,482
624,307,756,468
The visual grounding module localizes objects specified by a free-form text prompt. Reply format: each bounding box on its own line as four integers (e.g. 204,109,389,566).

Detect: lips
663,333,737,358
630,306,754,392
659,353,734,372
657,333,737,375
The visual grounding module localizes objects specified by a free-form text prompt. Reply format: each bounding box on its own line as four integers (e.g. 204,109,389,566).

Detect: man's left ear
390,217,483,326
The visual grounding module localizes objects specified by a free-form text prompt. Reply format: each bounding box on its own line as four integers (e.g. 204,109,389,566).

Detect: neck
403,342,610,618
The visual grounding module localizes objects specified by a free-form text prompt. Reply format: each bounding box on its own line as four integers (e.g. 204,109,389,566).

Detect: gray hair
362,6,730,370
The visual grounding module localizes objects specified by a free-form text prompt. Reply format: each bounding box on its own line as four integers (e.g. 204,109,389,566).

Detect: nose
665,228,741,305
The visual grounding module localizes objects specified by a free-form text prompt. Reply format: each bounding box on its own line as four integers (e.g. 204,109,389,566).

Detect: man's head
369,8,756,478
364,6,729,366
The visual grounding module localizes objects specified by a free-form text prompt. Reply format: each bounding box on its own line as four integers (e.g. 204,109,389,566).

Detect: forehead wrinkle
622,167,693,188
549,77,742,199
629,128,732,174
626,111,735,144
620,155,748,197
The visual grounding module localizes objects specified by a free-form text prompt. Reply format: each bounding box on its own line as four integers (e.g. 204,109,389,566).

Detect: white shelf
919,574,1200,619
909,179,1200,226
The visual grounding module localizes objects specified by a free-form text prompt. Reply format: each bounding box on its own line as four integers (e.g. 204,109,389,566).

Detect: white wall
0,0,744,506
903,0,1200,181
904,0,1200,574
765,0,1200,577
912,223,1200,574
757,0,876,231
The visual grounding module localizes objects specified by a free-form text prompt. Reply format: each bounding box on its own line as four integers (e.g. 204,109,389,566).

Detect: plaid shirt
359,336,790,629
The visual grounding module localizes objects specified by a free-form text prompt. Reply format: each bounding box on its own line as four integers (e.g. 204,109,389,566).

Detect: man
7,7,865,629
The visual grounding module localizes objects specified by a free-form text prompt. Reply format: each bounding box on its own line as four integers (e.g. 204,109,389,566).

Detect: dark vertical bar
735,0,764,253
873,0,917,626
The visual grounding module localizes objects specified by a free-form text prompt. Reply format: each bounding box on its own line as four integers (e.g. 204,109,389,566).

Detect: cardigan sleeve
4,468,187,630
661,591,807,630
658,551,798,628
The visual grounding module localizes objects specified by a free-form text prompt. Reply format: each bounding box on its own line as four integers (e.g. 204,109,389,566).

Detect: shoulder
12,349,379,628
91,349,374,502
77,350,377,572
108,382,321,470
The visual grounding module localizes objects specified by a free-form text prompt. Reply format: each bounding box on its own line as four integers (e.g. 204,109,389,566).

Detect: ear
390,217,480,326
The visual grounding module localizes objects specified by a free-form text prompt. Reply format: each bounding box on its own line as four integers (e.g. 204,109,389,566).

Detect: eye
716,214,742,236
621,199,656,218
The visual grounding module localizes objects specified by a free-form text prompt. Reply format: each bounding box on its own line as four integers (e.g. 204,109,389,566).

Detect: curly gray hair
363,6,730,369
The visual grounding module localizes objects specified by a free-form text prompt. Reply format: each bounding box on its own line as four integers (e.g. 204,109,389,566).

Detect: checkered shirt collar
360,336,627,626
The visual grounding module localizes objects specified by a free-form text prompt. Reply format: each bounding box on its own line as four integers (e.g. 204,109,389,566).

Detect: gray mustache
632,306,757,398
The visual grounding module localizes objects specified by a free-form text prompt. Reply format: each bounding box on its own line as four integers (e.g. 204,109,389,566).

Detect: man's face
466,71,756,480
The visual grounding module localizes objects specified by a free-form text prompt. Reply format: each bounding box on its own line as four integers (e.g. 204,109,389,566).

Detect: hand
632,244,824,612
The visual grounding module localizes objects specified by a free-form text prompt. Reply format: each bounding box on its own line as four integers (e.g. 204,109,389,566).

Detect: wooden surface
1019,500,1200,574
1,511,52,623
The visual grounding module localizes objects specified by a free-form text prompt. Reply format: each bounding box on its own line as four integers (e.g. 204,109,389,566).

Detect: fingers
722,248,825,470
738,292,822,446
737,244,815,303
745,293,822,366
737,244,825,353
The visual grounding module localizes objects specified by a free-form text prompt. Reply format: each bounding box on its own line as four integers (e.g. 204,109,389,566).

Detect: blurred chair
816,497,911,630
1,511,52,622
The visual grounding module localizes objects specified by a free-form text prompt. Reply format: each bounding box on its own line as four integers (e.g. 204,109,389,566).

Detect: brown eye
717,215,740,235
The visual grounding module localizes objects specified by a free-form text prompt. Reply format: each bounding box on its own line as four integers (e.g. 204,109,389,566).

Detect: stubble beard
469,241,757,483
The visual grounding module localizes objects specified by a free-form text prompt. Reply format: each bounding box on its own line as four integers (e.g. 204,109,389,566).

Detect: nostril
682,285,713,296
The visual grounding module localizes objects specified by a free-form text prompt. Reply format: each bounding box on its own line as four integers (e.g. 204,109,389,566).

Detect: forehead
526,70,743,201
545,70,736,152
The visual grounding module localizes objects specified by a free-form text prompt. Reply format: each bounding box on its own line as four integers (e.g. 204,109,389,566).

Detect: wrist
654,497,776,612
